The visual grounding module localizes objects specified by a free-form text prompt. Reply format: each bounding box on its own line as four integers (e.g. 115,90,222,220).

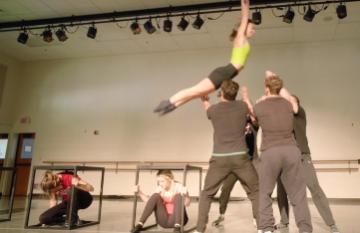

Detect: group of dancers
151,0,339,232
37,0,340,233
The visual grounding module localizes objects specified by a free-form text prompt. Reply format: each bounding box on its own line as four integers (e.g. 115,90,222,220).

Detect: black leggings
39,188,93,225
139,193,188,228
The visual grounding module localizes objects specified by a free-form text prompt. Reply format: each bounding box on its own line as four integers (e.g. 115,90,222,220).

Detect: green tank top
230,42,251,66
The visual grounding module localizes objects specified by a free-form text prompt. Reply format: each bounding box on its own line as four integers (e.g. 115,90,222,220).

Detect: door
15,133,35,196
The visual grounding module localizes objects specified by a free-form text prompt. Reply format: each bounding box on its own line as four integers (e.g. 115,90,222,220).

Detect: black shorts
208,63,238,89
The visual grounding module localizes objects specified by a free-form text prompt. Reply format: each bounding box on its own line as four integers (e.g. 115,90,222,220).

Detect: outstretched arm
241,86,256,122
235,0,250,43
280,88,299,114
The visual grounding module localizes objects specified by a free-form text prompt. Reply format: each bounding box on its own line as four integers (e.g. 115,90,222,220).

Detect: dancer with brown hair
254,71,312,233
154,0,255,115
39,171,94,226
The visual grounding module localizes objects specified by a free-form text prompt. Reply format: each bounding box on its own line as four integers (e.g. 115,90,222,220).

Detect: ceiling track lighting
55,25,68,42
303,5,317,22
87,23,97,39
192,14,204,30
177,16,189,31
252,9,262,25
336,3,347,19
42,26,53,43
17,29,28,44
144,18,156,34
7,0,357,43
283,7,295,24
163,16,173,33
130,20,141,35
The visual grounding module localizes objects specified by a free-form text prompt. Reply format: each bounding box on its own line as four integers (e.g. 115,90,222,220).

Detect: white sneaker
253,218,257,228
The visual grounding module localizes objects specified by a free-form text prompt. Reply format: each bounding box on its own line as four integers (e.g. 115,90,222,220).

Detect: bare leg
153,78,215,115
170,78,215,107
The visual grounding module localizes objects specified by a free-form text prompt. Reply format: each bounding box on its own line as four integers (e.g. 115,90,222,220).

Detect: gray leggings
139,193,188,228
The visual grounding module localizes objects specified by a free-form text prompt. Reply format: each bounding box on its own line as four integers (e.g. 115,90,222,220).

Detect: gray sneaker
212,215,224,227
275,223,288,229
330,225,340,233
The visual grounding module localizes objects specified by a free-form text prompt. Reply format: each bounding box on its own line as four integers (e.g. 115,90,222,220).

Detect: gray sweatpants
196,155,259,232
258,145,312,232
277,153,336,226
218,158,259,216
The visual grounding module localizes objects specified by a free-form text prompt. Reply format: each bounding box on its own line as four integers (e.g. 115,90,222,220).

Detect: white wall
8,39,360,198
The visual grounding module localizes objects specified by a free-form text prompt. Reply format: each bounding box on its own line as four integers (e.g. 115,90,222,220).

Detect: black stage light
87,25,97,39
163,18,173,33
130,21,141,35
42,28,53,43
144,19,156,34
303,6,317,22
336,4,347,19
283,8,295,24
252,10,262,25
55,27,68,42
177,16,189,31
192,15,204,30
17,31,28,44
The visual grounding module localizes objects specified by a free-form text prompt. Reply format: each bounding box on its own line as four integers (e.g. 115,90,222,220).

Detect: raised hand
242,0,250,5
265,70,278,79
240,86,250,100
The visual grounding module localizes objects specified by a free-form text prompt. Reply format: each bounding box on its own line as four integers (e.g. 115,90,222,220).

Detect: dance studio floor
0,198,359,233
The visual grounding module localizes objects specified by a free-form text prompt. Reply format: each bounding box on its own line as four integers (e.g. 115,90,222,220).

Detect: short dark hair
220,80,239,101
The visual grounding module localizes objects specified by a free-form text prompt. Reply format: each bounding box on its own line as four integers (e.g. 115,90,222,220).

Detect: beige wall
0,54,21,193
4,39,360,198
0,54,20,133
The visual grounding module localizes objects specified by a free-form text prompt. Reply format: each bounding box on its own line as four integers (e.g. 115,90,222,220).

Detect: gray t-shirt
293,106,311,154
254,97,297,151
207,100,249,154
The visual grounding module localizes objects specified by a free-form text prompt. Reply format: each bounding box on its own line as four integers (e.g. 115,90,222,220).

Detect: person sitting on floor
132,169,190,233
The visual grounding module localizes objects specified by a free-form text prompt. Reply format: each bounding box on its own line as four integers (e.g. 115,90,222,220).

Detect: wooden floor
0,198,358,233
